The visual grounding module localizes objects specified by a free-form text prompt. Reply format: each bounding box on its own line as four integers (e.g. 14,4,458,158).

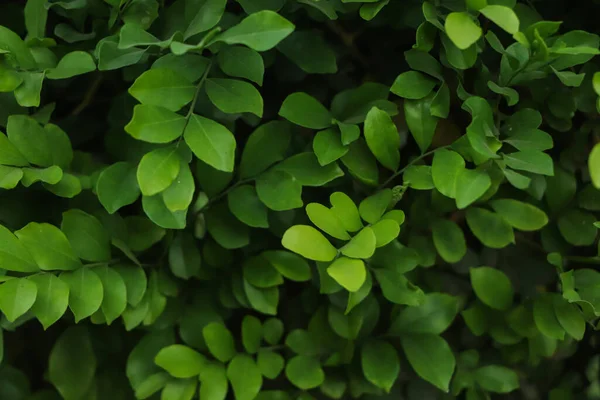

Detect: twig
377,145,450,190
70,73,103,116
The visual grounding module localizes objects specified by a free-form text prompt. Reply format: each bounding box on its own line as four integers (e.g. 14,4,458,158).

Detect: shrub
0,0,600,398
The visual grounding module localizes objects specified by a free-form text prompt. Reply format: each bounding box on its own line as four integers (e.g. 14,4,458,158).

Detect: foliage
0,0,600,399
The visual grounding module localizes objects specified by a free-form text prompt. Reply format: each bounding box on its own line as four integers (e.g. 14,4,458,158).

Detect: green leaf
184,0,226,39
390,71,437,100
306,202,350,240
218,46,264,85
46,51,96,80
203,322,236,362
163,161,195,212
432,149,465,198
470,266,513,310
161,378,197,400
474,365,519,393
257,350,284,379
279,92,332,129
313,128,348,166
0,224,38,273
137,146,180,196
503,151,554,176
371,219,400,247
488,81,519,106
244,280,279,315
504,129,553,151
96,162,141,214
403,165,434,190
243,256,283,288
228,185,269,228
445,12,482,50
25,0,48,39
285,356,324,390
129,69,195,112
184,114,236,172
60,268,103,322
557,209,597,246
551,67,585,87
430,84,450,118
276,152,343,186
237,0,286,13
205,202,249,249
14,71,44,107
15,222,81,271
227,354,263,400
466,207,515,248
143,194,187,229
0,26,37,69
134,372,170,399
553,295,585,340
93,264,127,324
241,315,262,354
455,169,492,209
155,344,206,378
401,334,455,392
359,189,392,224
61,209,110,262
490,199,548,231
330,192,363,233
168,233,201,280
263,251,311,282
205,78,263,117
113,264,147,306
152,54,210,82
405,96,440,153
256,169,303,211
373,268,425,305
327,257,366,292
389,293,459,335
0,278,37,322
199,362,228,400
125,105,186,143
48,327,96,400
240,121,291,179
361,340,400,392
341,139,379,186
262,318,284,345
480,5,519,34
432,219,466,263
214,10,295,51
589,143,600,189
341,227,376,259
0,132,28,167
278,31,337,74
364,107,400,171
282,225,337,262
533,294,565,340
0,165,21,189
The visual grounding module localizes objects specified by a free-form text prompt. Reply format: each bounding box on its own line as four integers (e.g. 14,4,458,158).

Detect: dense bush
1,0,600,399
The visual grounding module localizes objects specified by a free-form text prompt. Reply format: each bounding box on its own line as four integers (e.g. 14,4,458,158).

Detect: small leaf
432,219,466,263
128,68,195,112
46,51,96,80
389,293,459,335
199,362,228,400
503,151,554,176
60,268,103,322
445,12,482,50
361,340,400,392
533,294,565,340
371,219,400,247
96,162,141,214
125,105,186,143
276,152,344,186
94,264,127,325
257,350,285,379
256,169,303,211
137,146,181,196
466,207,515,249
341,227,376,259
242,315,262,354
203,322,236,362
184,114,236,172
404,95,439,153
364,107,400,171
240,121,291,179
263,251,311,282
373,269,424,305
15,222,81,271
155,344,206,378
359,189,392,224
243,256,283,288
285,356,324,390
557,209,597,246
279,92,332,129
61,209,111,262
313,128,348,166
490,199,549,231
228,185,269,228
455,169,492,209
553,295,585,340
391,71,437,99
432,149,465,198
282,225,337,262
306,202,350,240
205,78,263,117
470,266,513,310
330,192,363,232
218,46,264,85
327,257,366,292
474,365,519,393
0,278,37,322
214,10,295,51
589,143,600,189
401,334,455,392
480,5,520,34
227,354,263,400
163,161,195,212
0,225,38,273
